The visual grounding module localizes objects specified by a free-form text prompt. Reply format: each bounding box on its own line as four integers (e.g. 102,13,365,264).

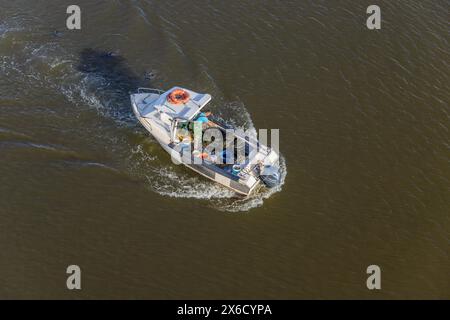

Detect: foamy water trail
0,21,23,39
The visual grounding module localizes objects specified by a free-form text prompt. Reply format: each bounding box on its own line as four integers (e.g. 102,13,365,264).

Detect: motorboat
130,86,280,196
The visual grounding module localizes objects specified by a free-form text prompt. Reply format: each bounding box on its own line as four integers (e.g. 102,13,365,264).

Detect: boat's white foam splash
149,168,236,200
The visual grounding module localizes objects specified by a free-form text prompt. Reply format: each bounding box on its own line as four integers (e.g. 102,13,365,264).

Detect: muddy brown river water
0,1,448,299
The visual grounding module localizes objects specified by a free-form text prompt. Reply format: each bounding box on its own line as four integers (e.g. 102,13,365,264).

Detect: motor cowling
260,165,281,188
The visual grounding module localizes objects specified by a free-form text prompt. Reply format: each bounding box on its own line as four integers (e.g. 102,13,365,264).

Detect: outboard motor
260,165,281,188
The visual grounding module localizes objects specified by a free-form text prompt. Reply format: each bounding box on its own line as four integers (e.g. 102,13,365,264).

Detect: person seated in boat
194,110,217,128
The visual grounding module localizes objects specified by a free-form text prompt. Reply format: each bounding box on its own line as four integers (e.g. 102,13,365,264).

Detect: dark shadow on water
76,48,154,122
